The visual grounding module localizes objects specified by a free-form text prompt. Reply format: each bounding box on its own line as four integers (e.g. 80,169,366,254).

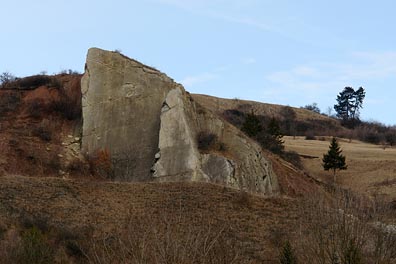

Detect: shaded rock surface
81,48,278,194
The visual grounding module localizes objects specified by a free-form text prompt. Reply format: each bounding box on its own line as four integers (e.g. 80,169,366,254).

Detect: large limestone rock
81,48,279,194
81,48,175,180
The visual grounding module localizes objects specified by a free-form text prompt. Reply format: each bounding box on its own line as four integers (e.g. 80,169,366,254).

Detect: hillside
284,136,396,200
0,175,302,263
0,49,394,263
0,59,325,263
0,71,319,197
192,93,396,202
0,74,83,178
192,94,332,122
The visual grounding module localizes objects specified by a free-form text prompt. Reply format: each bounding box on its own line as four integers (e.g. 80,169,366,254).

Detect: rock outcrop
81,48,279,194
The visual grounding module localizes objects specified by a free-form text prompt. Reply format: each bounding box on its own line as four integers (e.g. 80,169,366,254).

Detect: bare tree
0,72,16,87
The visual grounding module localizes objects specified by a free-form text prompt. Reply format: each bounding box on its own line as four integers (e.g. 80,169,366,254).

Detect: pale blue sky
1,0,395,124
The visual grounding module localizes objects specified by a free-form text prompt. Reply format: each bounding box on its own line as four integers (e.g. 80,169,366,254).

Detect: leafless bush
296,189,396,264
197,131,218,151
88,149,113,179
67,158,90,176
88,149,136,181
304,132,316,140
50,88,81,120
197,131,226,152
0,72,17,87
18,75,54,90
0,227,54,264
0,91,20,115
222,109,246,128
27,99,45,119
32,126,52,142
84,211,247,264
2,74,60,90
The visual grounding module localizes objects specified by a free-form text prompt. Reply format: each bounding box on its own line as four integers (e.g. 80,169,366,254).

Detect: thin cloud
266,51,396,91
263,51,396,117
154,0,280,33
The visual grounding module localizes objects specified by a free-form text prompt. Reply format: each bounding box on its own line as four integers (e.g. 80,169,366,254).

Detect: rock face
81,48,279,194
81,48,175,181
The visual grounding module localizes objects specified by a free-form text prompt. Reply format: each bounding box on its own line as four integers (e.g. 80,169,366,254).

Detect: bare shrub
222,109,246,127
88,149,113,179
20,227,54,263
4,74,61,90
50,88,81,120
2,74,59,90
0,229,20,263
197,131,226,152
27,99,44,119
88,149,138,180
32,126,52,142
0,72,17,87
84,211,246,264
197,131,217,151
279,240,298,264
297,189,396,264
304,132,316,140
67,158,90,176
0,91,20,115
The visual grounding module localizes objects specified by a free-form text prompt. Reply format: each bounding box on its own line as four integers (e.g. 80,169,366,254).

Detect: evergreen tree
280,106,297,137
334,87,365,127
351,87,365,120
334,87,355,121
267,117,284,146
241,111,262,137
279,241,298,264
322,137,347,183
257,117,285,154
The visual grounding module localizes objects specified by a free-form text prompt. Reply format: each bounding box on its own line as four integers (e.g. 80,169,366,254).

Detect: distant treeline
222,104,396,146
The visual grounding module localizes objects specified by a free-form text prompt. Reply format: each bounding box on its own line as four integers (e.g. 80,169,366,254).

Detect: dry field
284,136,396,199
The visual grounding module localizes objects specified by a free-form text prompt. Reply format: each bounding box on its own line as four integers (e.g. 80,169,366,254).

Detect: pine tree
279,241,298,264
351,87,365,120
334,87,365,127
322,137,347,183
241,111,262,137
334,87,355,121
267,117,284,147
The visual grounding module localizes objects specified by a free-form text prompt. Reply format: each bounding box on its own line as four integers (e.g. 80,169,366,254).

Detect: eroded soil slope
0,74,84,178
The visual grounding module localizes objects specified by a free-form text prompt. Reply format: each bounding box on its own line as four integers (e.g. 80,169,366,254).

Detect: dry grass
84,210,246,264
0,175,301,263
284,136,396,199
295,188,396,264
192,93,337,122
